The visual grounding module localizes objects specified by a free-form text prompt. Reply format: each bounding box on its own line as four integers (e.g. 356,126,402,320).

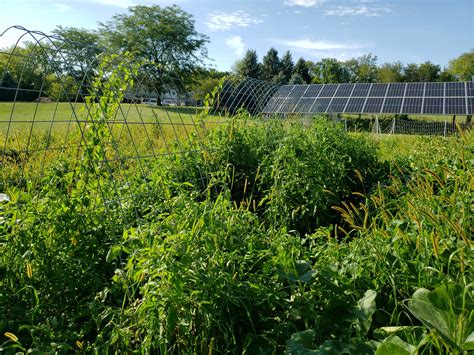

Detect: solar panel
335,83,355,97
289,85,309,98
303,84,323,98
382,97,403,113
467,82,474,97
423,97,444,114
363,98,384,113
445,82,465,97
263,81,473,116
294,98,315,113
327,97,349,113
445,97,466,114
273,85,293,98
386,83,406,97
318,84,338,97
310,98,332,112
345,97,366,113
351,83,371,97
368,83,388,97
405,83,424,97
425,83,444,97
402,97,423,114
468,97,474,115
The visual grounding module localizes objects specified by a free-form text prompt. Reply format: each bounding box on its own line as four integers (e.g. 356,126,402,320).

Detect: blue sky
0,0,472,71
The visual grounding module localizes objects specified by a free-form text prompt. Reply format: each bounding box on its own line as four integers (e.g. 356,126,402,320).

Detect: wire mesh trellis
0,26,278,223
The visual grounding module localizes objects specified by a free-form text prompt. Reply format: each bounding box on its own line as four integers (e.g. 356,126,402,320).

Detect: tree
261,48,281,82
345,54,378,82
293,58,312,84
235,50,260,79
418,61,441,82
99,5,209,98
312,58,350,83
280,50,294,84
403,63,421,82
377,62,404,83
448,50,474,81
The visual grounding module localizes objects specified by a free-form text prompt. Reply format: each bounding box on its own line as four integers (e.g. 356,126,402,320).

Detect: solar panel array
263,82,474,115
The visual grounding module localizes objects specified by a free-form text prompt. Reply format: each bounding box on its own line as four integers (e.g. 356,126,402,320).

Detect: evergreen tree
235,49,260,79
280,50,294,84
293,58,312,84
261,48,281,82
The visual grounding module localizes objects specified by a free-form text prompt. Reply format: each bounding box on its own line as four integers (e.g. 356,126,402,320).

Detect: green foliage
448,49,474,81
235,49,261,79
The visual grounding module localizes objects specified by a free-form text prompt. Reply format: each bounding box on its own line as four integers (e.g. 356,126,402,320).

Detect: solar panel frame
351,83,371,97
382,97,403,113
327,97,349,113
335,83,355,97
363,97,384,113
423,97,444,115
368,83,389,97
310,98,332,113
344,97,366,113
445,97,466,115
467,97,474,115
405,83,424,97
467,81,474,97
445,82,465,97
318,84,339,97
302,84,324,98
386,83,406,97
402,97,423,114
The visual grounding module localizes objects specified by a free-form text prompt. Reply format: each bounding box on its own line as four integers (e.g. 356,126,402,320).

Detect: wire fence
1,26,471,219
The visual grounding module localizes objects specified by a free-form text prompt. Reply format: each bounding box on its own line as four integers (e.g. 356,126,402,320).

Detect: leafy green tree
377,62,404,83
280,50,294,84
312,58,350,83
403,63,421,82
447,50,474,81
261,48,281,82
293,58,312,84
439,69,455,82
418,61,441,82
235,49,260,79
289,72,304,84
345,54,378,82
99,5,209,97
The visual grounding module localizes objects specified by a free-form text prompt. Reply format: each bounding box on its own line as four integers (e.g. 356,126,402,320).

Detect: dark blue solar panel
279,98,299,113
382,98,403,113
405,83,424,97
423,97,444,114
344,97,366,113
288,85,309,97
363,98,384,113
445,82,465,97
467,82,474,97
310,98,332,112
468,97,474,115
263,98,281,112
445,98,466,114
368,84,388,97
402,97,423,114
327,98,349,113
318,84,338,97
302,84,324,97
335,83,355,97
273,85,293,98
351,83,371,97
425,83,444,97
294,98,315,113
386,83,406,97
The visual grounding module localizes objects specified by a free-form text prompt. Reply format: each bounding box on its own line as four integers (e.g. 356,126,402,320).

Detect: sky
0,0,472,71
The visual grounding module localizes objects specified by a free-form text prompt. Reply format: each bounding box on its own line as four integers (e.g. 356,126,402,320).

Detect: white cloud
284,0,323,7
276,38,366,51
205,11,263,31
93,0,135,8
226,36,245,57
324,5,391,17
274,38,371,61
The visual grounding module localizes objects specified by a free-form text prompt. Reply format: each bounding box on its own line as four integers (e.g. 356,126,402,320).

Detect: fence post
443,120,447,138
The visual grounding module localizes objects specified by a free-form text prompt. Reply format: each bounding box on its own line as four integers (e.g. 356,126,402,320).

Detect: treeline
234,48,474,84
